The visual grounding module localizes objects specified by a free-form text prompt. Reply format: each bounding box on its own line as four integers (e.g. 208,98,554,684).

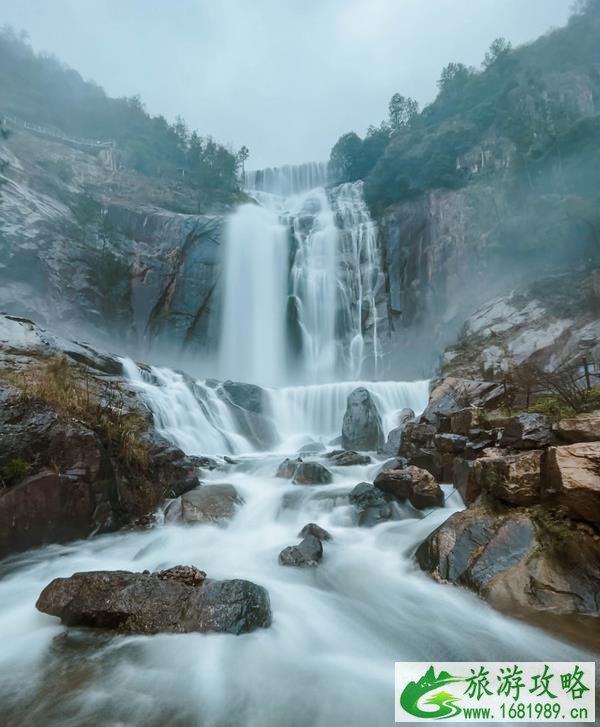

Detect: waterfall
220,165,384,385
244,161,330,197
218,202,289,387
123,358,429,455
265,379,430,446
331,181,385,379
288,187,338,380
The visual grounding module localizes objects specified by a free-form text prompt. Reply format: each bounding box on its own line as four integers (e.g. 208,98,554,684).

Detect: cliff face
0,127,225,362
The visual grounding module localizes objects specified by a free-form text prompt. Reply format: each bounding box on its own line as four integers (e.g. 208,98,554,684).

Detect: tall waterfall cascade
219,162,386,386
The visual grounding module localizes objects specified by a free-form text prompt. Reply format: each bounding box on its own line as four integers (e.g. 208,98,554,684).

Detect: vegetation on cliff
330,0,600,269
0,25,245,203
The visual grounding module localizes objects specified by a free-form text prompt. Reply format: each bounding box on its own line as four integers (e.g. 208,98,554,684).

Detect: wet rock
416,506,600,625
452,458,480,505
474,450,542,506
450,407,480,436
180,485,243,524
298,522,332,541
292,461,333,485
349,482,394,526
220,380,265,414
420,378,504,426
36,567,272,634
275,457,302,479
434,433,468,454
0,317,202,557
381,407,415,456
217,382,277,450
542,443,600,523
341,387,384,451
375,456,409,477
554,411,600,443
464,429,496,458
374,465,444,509
278,534,323,567
500,413,552,450
325,450,371,466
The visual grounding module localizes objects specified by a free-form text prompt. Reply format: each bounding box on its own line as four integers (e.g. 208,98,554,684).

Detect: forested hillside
330,0,600,271
0,25,245,204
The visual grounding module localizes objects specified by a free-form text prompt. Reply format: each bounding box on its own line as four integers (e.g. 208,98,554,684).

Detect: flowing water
220,164,384,384
0,163,593,725
0,361,591,726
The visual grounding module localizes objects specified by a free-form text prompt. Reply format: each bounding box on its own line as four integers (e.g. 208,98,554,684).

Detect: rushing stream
0,362,590,726
0,167,593,726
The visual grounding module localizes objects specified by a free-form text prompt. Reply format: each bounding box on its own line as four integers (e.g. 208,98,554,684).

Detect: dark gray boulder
220,380,265,414
275,457,302,479
325,450,372,466
349,482,394,527
500,413,553,450
381,407,416,456
292,461,333,485
180,484,243,524
341,387,384,451
278,534,323,567
298,522,332,541
36,566,272,634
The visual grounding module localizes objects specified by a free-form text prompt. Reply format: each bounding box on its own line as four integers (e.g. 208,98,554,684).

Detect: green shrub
1,458,31,486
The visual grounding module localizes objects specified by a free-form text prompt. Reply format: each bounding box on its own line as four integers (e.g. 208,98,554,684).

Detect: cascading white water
123,358,429,455
331,181,385,379
266,379,429,448
0,365,590,726
221,165,384,385
288,188,338,381
244,161,330,197
218,202,289,387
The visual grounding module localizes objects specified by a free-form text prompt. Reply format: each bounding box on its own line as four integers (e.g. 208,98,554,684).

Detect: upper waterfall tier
244,161,330,196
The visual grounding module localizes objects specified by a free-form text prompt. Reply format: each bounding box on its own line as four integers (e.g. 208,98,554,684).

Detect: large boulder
298,522,332,541
341,387,384,451
216,381,277,449
178,485,243,524
381,407,415,456
500,413,552,450
292,461,333,485
474,450,542,506
36,566,272,634
0,381,200,558
325,450,371,466
554,411,600,443
452,458,480,505
416,507,599,629
278,534,323,567
374,466,444,510
542,443,600,523
349,482,394,526
275,457,302,479
420,378,504,426
434,433,468,454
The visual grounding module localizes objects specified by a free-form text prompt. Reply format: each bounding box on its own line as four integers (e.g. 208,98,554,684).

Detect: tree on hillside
237,145,250,174
388,93,419,130
330,132,364,182
483,37,512,69
437,62,473,93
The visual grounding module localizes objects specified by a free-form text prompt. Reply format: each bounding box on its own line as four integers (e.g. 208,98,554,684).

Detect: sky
2,0,574,168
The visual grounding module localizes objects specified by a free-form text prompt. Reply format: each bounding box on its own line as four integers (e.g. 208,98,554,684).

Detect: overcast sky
3,0,574,168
